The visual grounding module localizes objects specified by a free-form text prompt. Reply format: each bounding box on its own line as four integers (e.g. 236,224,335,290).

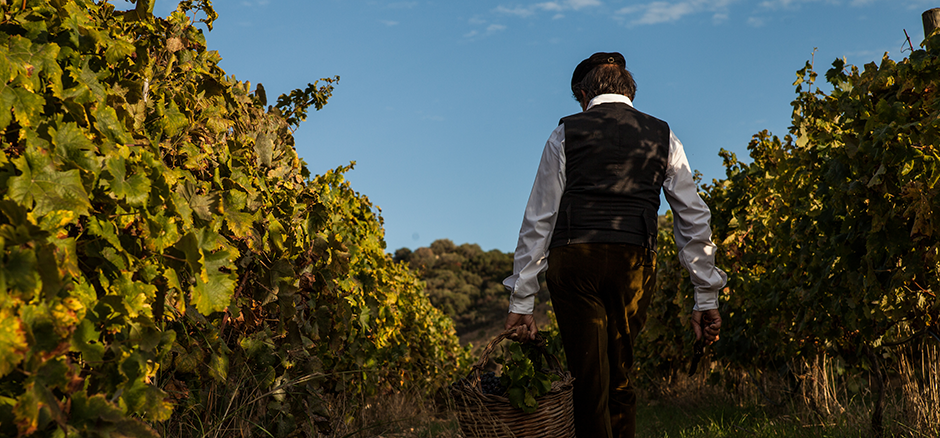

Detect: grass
157,342,939,437
315,346,940,437
205,374,936,438
636,398,869,438
324,390,462,438
636,395,940,438
327,391,878,438
633,345,940,438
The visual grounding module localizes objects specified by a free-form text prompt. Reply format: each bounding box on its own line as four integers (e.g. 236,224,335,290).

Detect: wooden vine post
925,8,940,39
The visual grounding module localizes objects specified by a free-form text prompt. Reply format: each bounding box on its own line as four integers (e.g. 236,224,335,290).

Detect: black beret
571,52,626,90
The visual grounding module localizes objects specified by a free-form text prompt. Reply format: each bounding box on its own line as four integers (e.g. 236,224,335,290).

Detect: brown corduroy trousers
547,243,656,438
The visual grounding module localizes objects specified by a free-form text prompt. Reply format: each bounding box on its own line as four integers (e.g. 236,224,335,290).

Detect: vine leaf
50,122,102,174
94,105,133,145
160,99,188,138
70,319,104,363
175,229,237,315
0,309,28,377
7,154,91,218
0,84,44,129
254,130,274,168
102,155,151,206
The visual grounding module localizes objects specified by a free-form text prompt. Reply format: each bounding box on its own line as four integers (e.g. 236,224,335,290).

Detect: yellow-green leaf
0,84,44,128
7,153,92,218
0,307,27,377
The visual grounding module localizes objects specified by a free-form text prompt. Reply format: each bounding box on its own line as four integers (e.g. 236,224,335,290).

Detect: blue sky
144,0,934,253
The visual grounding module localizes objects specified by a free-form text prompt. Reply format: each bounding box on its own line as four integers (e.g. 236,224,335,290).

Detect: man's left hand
691,308,721,345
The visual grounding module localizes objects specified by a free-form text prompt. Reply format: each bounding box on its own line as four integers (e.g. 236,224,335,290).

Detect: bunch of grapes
479,371,506,396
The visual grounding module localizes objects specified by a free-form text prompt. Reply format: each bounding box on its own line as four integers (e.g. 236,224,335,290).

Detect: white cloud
617,1,697,25
537,2,564,12
464,14,510,40
757,0,916,11
842,49,883,59
567,0,603,8
494,0,602,18
485,0,929,31
760,0,815,9
381,20,400,26
464,23,508,40
756,0,843,10
495,5,537,17
386,1,418,8
616,0,737,25
848,0,930,6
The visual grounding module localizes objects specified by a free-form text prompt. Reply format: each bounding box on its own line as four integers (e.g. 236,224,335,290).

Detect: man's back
550,101,670,251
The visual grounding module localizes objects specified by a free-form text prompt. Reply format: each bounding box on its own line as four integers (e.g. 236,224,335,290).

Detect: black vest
549,102,670,250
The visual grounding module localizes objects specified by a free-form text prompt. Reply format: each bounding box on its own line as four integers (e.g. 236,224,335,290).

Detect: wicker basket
449,330,576,438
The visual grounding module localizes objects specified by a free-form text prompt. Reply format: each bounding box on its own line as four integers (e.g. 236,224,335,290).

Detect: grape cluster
479,371,506,396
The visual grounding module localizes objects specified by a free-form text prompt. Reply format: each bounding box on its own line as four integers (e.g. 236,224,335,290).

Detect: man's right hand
691,308,721,345
504,312,538,341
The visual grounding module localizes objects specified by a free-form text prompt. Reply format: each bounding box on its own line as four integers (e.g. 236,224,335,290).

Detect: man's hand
504,312,538,341
691,308,721,345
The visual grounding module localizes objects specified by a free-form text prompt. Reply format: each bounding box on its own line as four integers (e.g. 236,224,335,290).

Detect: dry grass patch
324,390,461,438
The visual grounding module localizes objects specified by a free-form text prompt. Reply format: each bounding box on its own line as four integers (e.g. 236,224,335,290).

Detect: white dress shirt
503,94,727,314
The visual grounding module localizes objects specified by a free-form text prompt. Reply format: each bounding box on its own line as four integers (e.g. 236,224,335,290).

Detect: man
502,52,726,438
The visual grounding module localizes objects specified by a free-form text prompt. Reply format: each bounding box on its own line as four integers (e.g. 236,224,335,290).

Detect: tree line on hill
393,239,551,337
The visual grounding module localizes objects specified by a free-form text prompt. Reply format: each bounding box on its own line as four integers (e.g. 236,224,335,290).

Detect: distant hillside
394,240,553,347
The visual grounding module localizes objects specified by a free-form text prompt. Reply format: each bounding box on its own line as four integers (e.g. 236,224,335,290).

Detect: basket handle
467,329,565,386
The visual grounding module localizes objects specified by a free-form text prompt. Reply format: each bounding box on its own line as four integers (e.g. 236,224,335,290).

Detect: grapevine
0,1,470,436
636,33,940,397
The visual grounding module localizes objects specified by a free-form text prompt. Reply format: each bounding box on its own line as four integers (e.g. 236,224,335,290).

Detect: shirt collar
585,93,634,111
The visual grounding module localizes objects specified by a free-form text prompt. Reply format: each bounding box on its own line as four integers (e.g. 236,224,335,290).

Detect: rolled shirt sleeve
663,130,727,311
503,124,566,315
